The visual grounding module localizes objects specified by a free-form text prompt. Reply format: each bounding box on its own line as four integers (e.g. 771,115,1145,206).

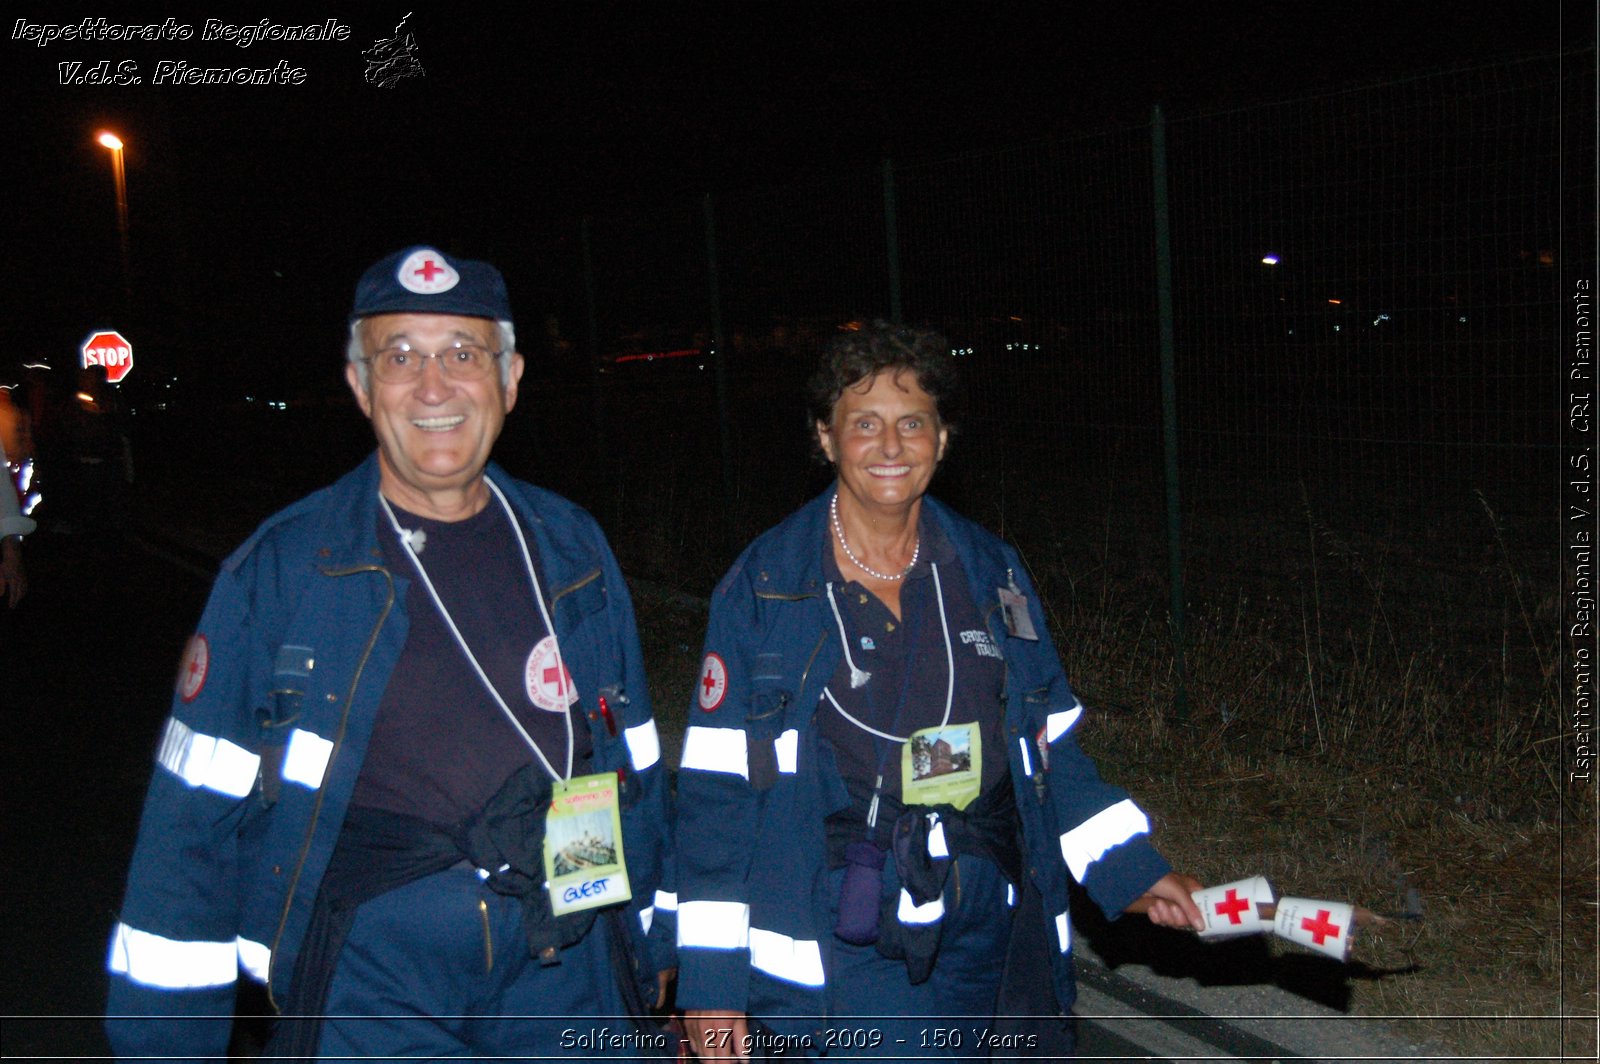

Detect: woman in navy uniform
675,322,1202,1058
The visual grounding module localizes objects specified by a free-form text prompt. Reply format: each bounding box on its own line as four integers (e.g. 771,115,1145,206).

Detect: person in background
0,383,35,609
675,321,1202,1058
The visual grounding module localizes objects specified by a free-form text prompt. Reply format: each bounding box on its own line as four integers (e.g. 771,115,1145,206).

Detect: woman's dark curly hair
806,321,958,462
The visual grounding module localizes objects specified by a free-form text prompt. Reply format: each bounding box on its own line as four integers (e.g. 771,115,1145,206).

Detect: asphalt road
1,521,1441,1062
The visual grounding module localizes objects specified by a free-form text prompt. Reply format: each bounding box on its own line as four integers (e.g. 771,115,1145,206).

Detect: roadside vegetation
630,463,1590,1062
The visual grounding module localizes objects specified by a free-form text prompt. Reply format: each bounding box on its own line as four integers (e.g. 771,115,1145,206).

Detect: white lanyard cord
822,562,955,744
826,582,872,689
379,482,574,783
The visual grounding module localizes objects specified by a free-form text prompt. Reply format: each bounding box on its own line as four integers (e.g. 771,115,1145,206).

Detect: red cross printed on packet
1215,888,1251,925
1193,876,1273,937
1273,896,1356,961
1300,909,1342,945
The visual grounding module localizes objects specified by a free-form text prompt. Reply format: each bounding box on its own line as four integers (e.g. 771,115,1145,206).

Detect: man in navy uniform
106,247,674,1060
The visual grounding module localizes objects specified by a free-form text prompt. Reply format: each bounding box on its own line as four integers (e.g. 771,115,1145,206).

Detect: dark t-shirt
350,497,593,827
816,514,1010,845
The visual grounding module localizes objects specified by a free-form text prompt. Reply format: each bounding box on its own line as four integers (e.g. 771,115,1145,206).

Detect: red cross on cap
396,248,460,295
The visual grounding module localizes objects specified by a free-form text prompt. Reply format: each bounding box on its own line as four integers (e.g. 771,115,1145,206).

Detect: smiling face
816,367,948,514
346,312,524,520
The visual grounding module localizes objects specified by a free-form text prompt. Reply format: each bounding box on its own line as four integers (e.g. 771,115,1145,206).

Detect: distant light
1327,299,1342,305
1373,313,1390,326
22,362,50,371
614,348,697,364
97,131,124,150
1261,254,1280,266
1458,316,1468,323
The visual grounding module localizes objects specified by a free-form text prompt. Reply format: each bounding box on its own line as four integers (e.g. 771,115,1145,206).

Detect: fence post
580,217,608,514
883,158,903,321
703,193,736,547
1151,105,1191,724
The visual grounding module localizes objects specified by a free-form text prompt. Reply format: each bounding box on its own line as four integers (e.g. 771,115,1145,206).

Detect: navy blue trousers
819,853,1014,1058
316,865,663,1060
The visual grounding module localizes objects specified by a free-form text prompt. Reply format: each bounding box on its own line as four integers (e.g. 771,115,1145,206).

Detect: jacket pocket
745,687,792,791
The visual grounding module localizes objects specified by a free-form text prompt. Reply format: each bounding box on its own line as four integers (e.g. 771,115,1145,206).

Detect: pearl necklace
830,493,919,582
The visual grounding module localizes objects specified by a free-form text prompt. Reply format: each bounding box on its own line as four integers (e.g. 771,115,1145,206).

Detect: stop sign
81,329,134,384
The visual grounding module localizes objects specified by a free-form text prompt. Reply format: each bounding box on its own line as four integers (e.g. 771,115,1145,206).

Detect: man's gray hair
346,319,518,390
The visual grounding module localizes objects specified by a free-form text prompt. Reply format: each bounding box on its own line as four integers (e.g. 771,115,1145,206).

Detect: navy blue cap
351,246,512,323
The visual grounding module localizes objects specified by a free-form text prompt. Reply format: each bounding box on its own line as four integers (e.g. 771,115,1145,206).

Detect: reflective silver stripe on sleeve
1058,798,1151,881
775,728,799,774
639,885,677,936
928,818,949,858
748,927,826,987
107,922,238,989
1054,910,1072,952
156,717,260,798
678,900,750,949
1046,703,1084,743
281,727,334,788
679,726,749,779
1007,882,1017,908
236,937,271,983
897,888,945,925
1018,735,1033,777
624,719,661,771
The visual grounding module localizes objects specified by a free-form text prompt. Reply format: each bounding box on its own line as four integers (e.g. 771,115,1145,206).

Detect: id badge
901,721,982,811
998,586,1039,641
543,771,632,916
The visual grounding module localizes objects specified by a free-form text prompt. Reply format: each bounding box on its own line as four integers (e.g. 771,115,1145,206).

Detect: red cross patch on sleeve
176,634,210,703
696,652,728,712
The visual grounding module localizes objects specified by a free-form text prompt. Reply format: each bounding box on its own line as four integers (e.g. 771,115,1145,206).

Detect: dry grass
1007,472,1594,1061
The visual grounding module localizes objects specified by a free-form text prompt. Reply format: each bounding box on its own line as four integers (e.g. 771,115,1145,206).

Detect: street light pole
96,131,130,302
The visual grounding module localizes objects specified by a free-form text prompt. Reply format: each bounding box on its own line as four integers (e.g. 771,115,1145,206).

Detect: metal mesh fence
510,53,1586,705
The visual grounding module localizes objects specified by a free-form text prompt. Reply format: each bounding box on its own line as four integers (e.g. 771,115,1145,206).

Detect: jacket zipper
264,563,396,1011
796,628,828,699
550,567,601,609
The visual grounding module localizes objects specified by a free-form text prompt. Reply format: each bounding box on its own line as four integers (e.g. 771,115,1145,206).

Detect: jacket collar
310,454,598,596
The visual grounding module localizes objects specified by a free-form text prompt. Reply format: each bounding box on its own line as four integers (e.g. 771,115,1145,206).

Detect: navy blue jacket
106,455,674,1062
675,489,1169,1032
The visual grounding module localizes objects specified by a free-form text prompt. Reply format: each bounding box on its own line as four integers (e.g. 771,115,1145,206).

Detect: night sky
3,2,1584,398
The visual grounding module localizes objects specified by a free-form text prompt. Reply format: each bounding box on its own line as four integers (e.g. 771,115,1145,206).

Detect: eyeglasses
362,342,503,384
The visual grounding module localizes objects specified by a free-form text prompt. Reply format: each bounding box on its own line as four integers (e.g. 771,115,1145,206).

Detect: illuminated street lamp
97,131,130,300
